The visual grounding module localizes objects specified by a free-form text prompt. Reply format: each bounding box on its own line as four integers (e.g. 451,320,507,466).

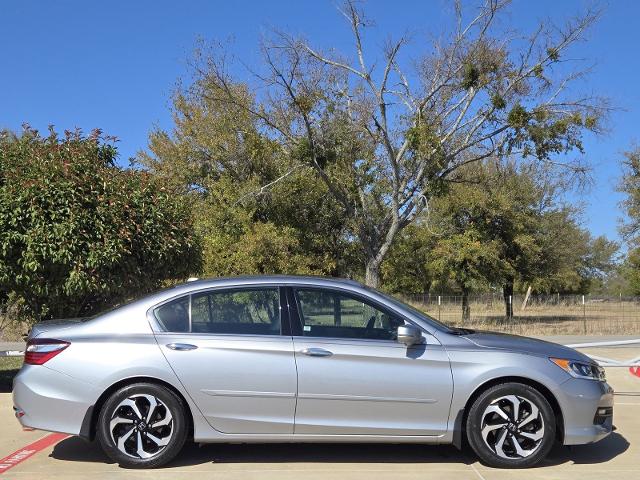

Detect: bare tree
192,0,608,287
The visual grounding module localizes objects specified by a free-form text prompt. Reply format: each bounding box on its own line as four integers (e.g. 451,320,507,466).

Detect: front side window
154,288,281,335
294,288,405,340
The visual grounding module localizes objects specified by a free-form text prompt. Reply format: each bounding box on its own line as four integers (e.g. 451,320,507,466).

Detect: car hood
460,330,592,363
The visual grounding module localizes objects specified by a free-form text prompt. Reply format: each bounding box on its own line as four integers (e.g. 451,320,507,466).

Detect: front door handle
166,343,198,351
300,347,333,357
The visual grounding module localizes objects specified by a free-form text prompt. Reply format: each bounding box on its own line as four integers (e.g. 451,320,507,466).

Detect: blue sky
2,1,638,244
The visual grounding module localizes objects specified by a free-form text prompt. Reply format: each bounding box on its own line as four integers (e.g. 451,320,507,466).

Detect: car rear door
153,286,297,434
288,286,453,436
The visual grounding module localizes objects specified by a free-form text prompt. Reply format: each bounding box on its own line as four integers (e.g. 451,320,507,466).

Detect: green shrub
0,127,201,322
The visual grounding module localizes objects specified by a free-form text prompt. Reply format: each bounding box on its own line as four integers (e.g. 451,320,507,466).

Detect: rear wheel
466,382,556,468
97,383,188,468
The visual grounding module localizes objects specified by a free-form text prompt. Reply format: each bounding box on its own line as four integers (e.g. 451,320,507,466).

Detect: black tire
97,382,188,468
466,382,556,468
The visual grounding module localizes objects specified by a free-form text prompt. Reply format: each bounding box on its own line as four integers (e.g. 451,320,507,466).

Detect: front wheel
97,383,188,468
466,382,556,468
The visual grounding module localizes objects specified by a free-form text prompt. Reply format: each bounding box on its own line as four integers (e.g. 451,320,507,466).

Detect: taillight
24,338,70,365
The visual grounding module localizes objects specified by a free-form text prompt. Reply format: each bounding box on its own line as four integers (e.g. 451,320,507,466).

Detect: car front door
289,287,453,436
154,286,297,434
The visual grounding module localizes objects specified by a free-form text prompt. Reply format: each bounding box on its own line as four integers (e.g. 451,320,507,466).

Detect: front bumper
559,378,614,445
12,365,98,435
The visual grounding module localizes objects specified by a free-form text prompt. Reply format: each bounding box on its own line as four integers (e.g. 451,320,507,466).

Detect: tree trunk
503,280,514,319
461,287,471,322
365,258,381,288
362,219,402,289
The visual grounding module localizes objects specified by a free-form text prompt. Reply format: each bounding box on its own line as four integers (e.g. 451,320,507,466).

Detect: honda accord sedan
12,276,613,468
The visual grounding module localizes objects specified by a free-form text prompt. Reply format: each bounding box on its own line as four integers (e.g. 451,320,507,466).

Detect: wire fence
2,293,640,339
402,293,640,336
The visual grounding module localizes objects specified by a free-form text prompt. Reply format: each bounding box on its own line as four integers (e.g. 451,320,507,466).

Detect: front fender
445,349,568,446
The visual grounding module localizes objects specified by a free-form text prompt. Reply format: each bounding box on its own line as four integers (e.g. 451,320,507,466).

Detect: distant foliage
138,80,359,280
618,148,640,295
382,161,619,318
0,127,200,322
169,1,607,288
619,148,640,242
381,224,435,295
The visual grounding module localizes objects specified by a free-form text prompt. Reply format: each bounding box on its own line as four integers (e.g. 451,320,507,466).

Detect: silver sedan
12,276,614,468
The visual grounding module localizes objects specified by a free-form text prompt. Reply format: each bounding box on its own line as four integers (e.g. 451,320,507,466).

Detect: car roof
88,274,447,336
123,275,368,312
180,275,364,289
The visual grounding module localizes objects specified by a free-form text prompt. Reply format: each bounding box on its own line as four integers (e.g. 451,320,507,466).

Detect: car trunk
27,318,87,340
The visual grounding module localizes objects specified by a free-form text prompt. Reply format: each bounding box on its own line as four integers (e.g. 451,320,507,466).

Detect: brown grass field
408,296,640,335
2,296,640,340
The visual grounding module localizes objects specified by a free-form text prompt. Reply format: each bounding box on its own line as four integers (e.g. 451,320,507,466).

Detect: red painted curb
0,433,68,474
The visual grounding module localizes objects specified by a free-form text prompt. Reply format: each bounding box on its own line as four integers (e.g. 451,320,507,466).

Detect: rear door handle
300,347,333,357
166,343,198,351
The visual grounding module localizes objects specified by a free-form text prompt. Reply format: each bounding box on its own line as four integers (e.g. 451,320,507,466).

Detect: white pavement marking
565,338,640,367
470,463,488,480
585,354,640,367
566,339,640,348
0,351,23,357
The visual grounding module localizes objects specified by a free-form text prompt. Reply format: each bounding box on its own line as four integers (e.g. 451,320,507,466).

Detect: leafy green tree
0,127,200,322
586,236,621,284
191,0,607,287
617,147,640,294
619,148,640,241
430,231,505,321
138,82,359,278
532,212,618,294
427,163,539,319
617,248,640,295
531,209,588,293
193,178,328,277
384,161,617,319
381,224,436,295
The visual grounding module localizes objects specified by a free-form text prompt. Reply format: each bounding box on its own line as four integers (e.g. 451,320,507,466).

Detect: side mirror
396,324,423,346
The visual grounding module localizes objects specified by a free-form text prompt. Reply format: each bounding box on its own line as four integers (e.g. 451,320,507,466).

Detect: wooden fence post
521,286,532,311
582,295,587,334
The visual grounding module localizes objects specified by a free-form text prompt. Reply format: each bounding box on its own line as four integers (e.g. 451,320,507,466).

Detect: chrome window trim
287,283,440,336
290,334,439,348
147,284,283,336
188,293,192,333
288,284,431,344
145,280,440,338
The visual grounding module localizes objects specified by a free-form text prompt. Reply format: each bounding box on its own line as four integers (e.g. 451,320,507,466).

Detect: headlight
550,358,606,381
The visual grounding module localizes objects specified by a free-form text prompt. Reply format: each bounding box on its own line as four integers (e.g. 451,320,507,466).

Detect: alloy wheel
109,394,174,459
480,394,545,459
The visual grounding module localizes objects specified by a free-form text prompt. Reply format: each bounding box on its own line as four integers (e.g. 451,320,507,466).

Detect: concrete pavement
0,365,637,479
0,394,636,479
0,343,23,354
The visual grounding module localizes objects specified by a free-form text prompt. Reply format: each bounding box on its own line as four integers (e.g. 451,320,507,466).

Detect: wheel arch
80,376,195,441
452,375,564,449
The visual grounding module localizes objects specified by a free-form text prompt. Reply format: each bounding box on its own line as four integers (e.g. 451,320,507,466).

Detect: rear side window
154,296,190,333
154,288,281,335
